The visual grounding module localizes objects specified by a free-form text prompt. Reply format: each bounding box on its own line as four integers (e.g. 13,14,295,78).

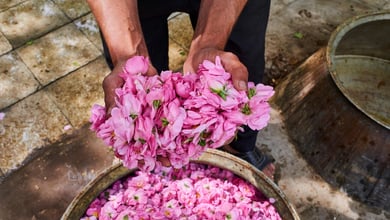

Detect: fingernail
238,80,247,90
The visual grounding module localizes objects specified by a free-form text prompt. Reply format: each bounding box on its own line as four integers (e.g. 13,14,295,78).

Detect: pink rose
89,104,106,131
123,55,149,75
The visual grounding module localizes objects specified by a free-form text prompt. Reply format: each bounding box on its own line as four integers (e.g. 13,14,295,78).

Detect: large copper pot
273,11,390,211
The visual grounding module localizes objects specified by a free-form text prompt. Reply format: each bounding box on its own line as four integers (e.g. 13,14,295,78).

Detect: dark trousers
101,0,271,152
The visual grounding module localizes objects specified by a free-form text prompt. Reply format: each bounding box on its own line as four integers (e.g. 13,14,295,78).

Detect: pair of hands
103,48,247,167
103,48,249,116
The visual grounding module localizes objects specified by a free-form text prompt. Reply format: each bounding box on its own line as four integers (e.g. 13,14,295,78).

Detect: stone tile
52,0,90,19
0,32,12,56
0,0,69,48
269,0,287,16
73,13,103,51
282,0,299,5
0,0,28,12
286,0,382,27
0,125,115,219
0,91,70,175
264,0,385,83
358,0,390,10
16,23,101,86
169,39,187,72
0,52,40,110
384,2,390,9
265,15,304,60
45,57,109,129
168,13,193,50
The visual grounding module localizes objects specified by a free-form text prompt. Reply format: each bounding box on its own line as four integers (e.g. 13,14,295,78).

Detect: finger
221,53,248,91
183,61,195,74
145,64,158,76
230,65,248,91
103,74,124,116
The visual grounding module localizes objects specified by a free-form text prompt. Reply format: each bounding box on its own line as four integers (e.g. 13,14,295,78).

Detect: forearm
189,0,248,52
87,0,148,65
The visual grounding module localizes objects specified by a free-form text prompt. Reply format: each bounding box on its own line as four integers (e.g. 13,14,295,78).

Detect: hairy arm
184,0,249,90
87,0,148,65
87,0,157,114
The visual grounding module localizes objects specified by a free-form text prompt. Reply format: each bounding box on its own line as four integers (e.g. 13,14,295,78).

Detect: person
86,0,275,180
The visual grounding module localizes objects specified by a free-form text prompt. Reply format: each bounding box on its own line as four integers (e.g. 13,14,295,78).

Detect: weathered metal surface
61,149,300,220
332,55,390,126
273,11,390,211
273,46,390,211
327,11,390,129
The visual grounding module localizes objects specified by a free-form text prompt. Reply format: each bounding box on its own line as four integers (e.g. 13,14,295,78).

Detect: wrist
106,34,149,66
87,0,149,66
190,0,248,53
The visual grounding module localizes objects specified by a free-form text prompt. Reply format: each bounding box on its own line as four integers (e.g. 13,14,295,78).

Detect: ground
0,0,389,219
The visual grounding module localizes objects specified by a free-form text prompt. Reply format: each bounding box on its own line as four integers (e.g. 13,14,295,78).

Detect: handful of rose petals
90,56,274,171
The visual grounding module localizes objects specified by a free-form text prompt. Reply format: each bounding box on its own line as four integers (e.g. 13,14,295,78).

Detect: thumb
227,63,248,91
233,78,248,91
103,74,124,117
183,59,196,74
218,52,248,91
145,63,159,76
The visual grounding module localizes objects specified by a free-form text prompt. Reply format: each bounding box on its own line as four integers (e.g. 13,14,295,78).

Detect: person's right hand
102,58,158,117
183,47,249,91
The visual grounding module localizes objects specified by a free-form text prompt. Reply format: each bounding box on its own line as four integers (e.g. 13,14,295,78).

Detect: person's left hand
183,47,248,91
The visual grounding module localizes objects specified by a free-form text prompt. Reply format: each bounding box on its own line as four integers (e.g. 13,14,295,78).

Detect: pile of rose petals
81,163,281,220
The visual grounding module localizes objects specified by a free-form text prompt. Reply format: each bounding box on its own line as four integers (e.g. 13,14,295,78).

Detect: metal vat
62,149,300,219
273,11,390,211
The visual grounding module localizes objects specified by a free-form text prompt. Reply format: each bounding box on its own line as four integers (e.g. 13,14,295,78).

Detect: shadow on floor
0,124,114,220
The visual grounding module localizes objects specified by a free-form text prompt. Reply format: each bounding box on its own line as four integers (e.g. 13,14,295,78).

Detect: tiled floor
0,0,389,219
0,1,193,177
